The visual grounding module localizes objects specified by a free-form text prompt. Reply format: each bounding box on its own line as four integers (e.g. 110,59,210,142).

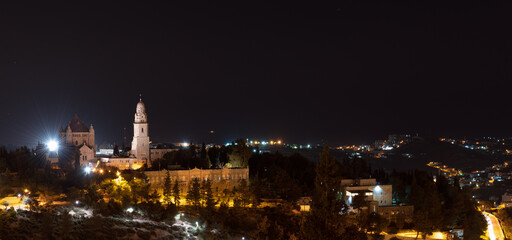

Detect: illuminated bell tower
131,96,150,160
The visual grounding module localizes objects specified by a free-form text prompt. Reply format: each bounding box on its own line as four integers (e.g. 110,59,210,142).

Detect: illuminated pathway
483,212,505,240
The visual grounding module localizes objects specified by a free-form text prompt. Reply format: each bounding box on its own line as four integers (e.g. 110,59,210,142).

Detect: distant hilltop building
58,114,96,166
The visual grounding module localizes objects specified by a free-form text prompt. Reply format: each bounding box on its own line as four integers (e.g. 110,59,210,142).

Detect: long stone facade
145,167,249,194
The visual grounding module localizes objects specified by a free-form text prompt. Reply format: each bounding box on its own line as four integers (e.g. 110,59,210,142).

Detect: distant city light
374,185,382,192
127,207,134,213
84,167,92,174
75,200,79,205
46,140,59,152
17,194,21,198
182,142,189,147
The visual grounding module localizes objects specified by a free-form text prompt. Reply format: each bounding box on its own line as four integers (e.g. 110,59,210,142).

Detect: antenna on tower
139,93,142,102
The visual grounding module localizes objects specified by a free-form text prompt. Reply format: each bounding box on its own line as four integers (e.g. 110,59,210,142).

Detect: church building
59,114,95,166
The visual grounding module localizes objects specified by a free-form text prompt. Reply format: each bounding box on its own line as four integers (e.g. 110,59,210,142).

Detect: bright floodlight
374,185,382,192
84,167,92,174
47,140,59,152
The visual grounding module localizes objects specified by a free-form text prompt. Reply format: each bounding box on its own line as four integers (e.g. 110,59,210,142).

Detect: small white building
341,179,392,206
502,192,512,208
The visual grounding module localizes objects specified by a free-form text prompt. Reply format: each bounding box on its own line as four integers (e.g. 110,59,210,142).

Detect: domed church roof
66,114,89,132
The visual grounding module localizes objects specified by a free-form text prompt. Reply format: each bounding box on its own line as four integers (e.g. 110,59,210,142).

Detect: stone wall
144,167,249,195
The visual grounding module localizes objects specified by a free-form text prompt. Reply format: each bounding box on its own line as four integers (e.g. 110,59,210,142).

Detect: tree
413,209,432,239
255,216,270,240
250,176,263,207
113,145,120,156
207,146,220,167
186,178,202,208
202,179,217,209
300,146,350,239
351,194,368,212
83,215,104,238
40,211,55,240
173,179,181,206
496,208,512,239
148,190,160,203
163,171,172,204
461,188,486,240
234,178,251,207
129,176,150,203
227,139,252,168
60,210,73,240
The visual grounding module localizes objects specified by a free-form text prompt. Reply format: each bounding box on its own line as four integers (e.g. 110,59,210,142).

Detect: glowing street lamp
84,167,92,174
46,140,59,152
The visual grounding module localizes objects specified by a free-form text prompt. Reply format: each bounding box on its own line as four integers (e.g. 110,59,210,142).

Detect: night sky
1,2,511,147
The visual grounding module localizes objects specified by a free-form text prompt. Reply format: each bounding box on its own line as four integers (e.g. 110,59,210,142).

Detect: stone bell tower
131,96,150,160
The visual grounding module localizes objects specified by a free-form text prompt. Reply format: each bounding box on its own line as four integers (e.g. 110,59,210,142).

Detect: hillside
369,138,509,172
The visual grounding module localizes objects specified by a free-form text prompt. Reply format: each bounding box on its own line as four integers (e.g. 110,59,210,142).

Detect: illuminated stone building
342,179,392,207
131,97,150,161
342,178,413,223
59,114,95,166
145,167,249,194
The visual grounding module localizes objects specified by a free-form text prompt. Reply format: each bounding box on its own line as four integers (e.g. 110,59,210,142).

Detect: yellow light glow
131,163,143,170
24,189,28,193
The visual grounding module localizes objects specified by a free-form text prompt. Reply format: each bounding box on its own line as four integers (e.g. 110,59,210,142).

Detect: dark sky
1,1,511,147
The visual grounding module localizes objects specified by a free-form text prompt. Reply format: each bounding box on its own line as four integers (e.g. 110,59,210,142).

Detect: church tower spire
131,96,150,160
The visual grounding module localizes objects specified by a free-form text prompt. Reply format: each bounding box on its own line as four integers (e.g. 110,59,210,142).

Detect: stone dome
136,100,145,114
